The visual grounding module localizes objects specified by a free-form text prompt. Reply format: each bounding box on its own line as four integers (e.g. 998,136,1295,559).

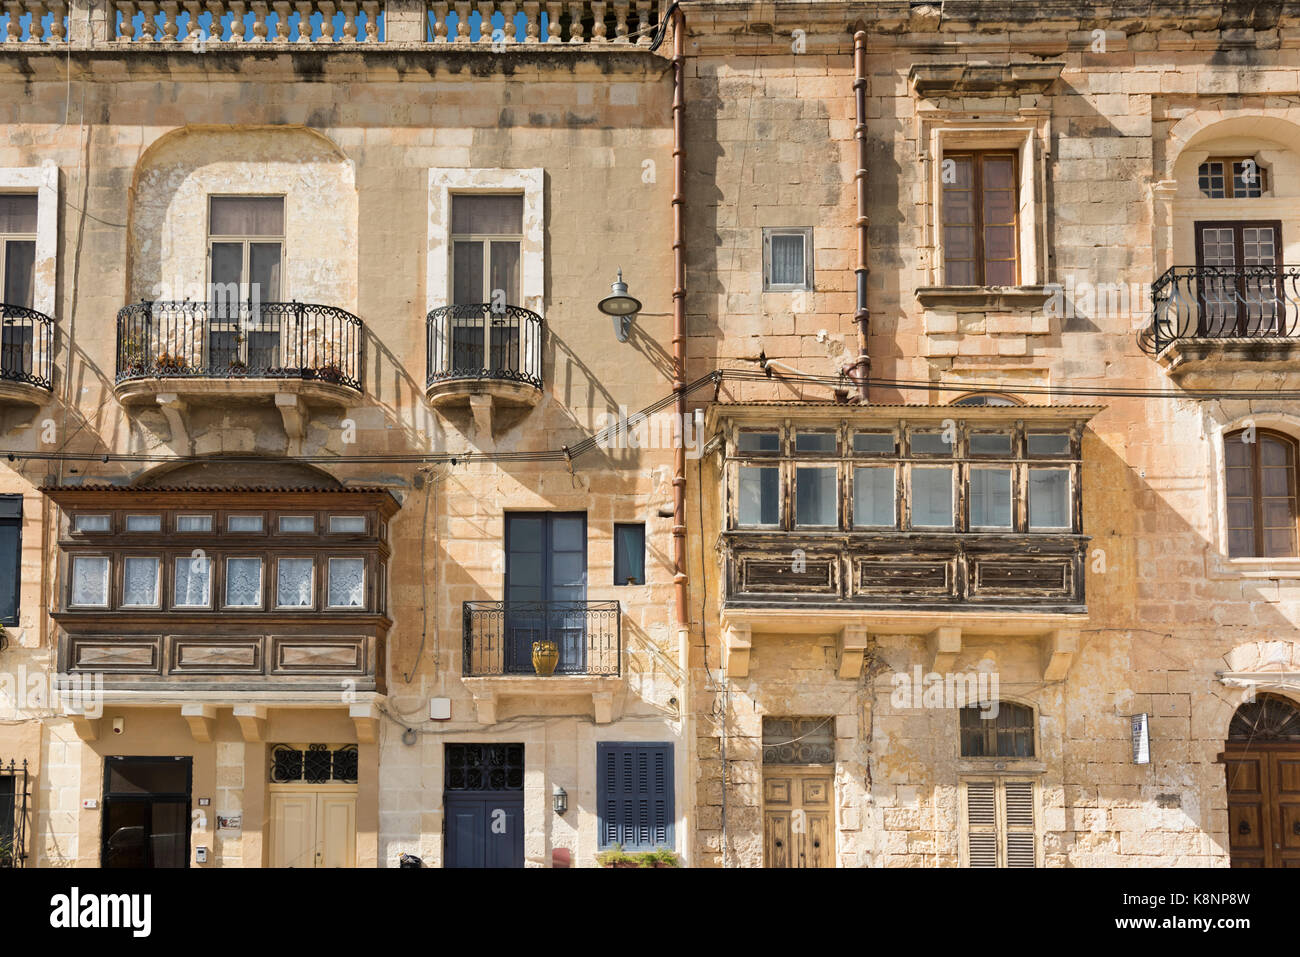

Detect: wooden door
763,768,834,868
444,794,525,868
270,790,357,868
317,794,357,868
1225,748,1300,867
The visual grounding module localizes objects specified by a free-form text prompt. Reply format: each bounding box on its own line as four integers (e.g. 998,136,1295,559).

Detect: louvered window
597,742,674,852
962,778,1038,868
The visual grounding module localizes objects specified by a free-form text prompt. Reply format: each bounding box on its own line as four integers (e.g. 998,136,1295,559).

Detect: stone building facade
0,0,1298,869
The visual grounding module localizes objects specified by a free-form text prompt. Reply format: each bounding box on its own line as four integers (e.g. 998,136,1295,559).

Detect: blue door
443,743,525,868
505,512,587,673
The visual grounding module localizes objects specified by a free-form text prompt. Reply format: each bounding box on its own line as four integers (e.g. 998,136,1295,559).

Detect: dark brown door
1225,747,1300,867
1194,220,1282,336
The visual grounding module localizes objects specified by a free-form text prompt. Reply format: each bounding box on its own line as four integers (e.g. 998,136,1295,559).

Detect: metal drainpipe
670,4,688,631
853,30,871,401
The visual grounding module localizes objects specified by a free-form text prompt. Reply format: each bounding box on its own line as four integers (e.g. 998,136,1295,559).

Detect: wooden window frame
1225,428,1300,559
959,702,1037,758
762,226,814,292
69,554,112,609
172,553,214,610
274,555,317,611
223,555,266,610
959,777,1040,868
449,192,525,306
119,555,163,610
0,495,20,625
941,150,1021,287
1198,156,1270,199
206,194,286,302
326,555,368,610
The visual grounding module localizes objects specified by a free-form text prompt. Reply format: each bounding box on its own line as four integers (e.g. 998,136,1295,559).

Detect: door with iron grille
443,743,525,868
1224,694,1300,867
761,717,835,868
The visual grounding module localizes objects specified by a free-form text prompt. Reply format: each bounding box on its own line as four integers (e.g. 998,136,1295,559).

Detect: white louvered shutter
965,780,998,867
1003,781,1037,868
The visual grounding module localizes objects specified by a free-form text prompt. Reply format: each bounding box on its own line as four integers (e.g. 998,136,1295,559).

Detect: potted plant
121,335,150,376
316,362,345,384
596,844,680,868
532,639,559,677
0,834,16,868
227,357,249,376
155,351,189,374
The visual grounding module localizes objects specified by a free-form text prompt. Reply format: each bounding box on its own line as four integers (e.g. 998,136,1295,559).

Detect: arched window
1228,694,1300,741
959,702,1035,757
951,392,1022,407
1225,429,1299,558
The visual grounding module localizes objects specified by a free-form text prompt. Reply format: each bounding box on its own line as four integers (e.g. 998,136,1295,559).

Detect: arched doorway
1224,693,1300,867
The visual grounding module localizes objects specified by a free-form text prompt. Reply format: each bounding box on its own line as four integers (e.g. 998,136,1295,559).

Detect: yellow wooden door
763,769,834,868
270,793,316,868
317,794,357,868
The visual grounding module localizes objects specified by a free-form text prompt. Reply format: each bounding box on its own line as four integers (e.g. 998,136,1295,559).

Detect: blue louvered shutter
598,742,673,851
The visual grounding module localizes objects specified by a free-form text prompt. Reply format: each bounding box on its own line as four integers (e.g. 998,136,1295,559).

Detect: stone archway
1223,693,1300,867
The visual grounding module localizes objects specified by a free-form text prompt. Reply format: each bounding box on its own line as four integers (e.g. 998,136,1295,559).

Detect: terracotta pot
532,640,559,677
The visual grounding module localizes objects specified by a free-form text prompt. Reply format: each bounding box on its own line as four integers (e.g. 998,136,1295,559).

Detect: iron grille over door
0,758,28,868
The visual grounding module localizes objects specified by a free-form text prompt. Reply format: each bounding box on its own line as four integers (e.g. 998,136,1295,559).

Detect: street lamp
597,269,643,342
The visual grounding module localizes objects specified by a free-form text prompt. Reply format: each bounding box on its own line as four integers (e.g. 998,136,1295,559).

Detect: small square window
763,227,813,291
328,516,367,534
853,432,896,455
74,515,110,533
227,515,264,533
736,431,780,454
125,515,162,532
614,524,646,586
1027,433,1071,456
278,515,315,533
794,431,837,454
277,557,315,607
70,556,110,607
225,557,263,608
969,432,1013,456
176,515,213,533
327,557,365,608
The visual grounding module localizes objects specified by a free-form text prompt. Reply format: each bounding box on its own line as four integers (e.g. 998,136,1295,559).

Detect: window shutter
1003,780,1037,868
597,743,674,851
965,780,998,868
0,495,21,625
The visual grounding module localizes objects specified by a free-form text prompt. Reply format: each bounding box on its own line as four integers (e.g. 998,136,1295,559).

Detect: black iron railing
1146,265,1300,354
463,600,620,676
0,304,54,391
427,303,543,391
115,300,363,391
0,758,29,868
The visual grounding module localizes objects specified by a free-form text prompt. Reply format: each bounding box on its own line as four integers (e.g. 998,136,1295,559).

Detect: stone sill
1206,555,1300,581
956,759,1046,775
462,674,627,725
916,286,1054,311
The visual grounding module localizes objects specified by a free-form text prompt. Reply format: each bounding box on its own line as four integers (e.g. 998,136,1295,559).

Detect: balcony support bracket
1041,628,1079,682
928,625,963,673
470,689,499,726
838,624,871,679
350,701,380,744
233,705,267,742
723,621,752,678
156,393,192,455
275,392,306,457
67,710,100,742
181,703,218,743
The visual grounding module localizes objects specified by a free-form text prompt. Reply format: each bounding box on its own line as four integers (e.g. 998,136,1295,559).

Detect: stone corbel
469,689,498,725
275,393,306,456
67,710,100,742
233,705,267,742
592,691,615,725
1041,628,1079,682
349,701,380,743
156,393,191,454
723,622,752,678
838,624,870,679
181,703,217,742
928,625,962,673
468,394,493,444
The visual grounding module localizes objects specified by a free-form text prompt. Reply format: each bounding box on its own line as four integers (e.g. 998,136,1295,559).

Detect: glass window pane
277,558,314,607
1027,433,1071,456
911,467,953,527
738,466,780,526
0,194,38,233
969,432,1012,456
853,432,895,455
329,516,367,534
614,524,646,585
173,556,212,607
452,194,523,235
795,431,836,453
74,514,110,532
210,242,243,291
853,466,895,527
911,432,952,455
970,468,1013,527
176,515,212,532
225,557,262,607
737,431,779,453
122,557,160,607
453,241,485,305
1029,468,1070,528
125,515,161,532
227,515,263,533
279,515,315,533
328,557,365,607
210,196,284,236
984,258,1016,286
795,467,837,527
71,556,110,606
3,239,35,309
249,243,281,302
770,233,806,286
488,241,521,307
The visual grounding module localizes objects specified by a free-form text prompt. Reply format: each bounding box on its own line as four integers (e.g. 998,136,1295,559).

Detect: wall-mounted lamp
552,784,568,815
597,269,642,342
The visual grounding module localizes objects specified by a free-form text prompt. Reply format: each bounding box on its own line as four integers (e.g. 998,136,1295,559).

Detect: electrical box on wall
430,698,451,721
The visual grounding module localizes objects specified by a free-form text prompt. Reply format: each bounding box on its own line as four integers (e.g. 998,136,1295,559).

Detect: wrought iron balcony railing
0,303,54,392
463,600,620,676
1145,265,1300,354
115,300,363,391
427,303,543,391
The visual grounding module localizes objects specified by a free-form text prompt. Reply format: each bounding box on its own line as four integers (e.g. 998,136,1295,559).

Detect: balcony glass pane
329,515,366,534
173,556,212,607
278,515,315,533
225,557,262,607
277,558,314,607
249,243,282,302
911,467,953,527
1029,468,1070,528
122,557,160,607
737,431,779,453
911,432,952,455
1027,433,1070,456
3,239,35,309
738,466,780,526
970,467,1013,528
74,514,110,532
853,432,895,455
176,515,212,532
71,556,109,606
795,467,837,527
328,557,365,607
794,431,836,453
853,466,895,527
969,432,1012,456
489,241,520,306
227,515,263,533
209,196,283,236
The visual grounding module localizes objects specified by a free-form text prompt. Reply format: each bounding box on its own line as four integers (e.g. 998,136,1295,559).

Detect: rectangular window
794,431,837,454
962,779,1037,868
1198,157,1268,199
969,432,1013,456
70,556,110,607
327,557,365,608
613,523,646,586
795,466,838,527
910,431,952,455
74,514,110,533
227,515,263,533
125,515,162,532
328,515,367,534
0,496,18,624
208,195,284,370
278,515,315,533
1026,433,1070,456
224,557,263,608
277,557,314,608
121,557,160,607
942,151,1018,286
738,466,780,527
176,515,212,533
911,466,954,527
173,556,212,608
736,431,780,454
853,466,895,528
1028,468,1070,529
969,467,1013,528
451,194,523,306
853,432,896,455
597,742,674,851
0,194,38,310
763,227,813,291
